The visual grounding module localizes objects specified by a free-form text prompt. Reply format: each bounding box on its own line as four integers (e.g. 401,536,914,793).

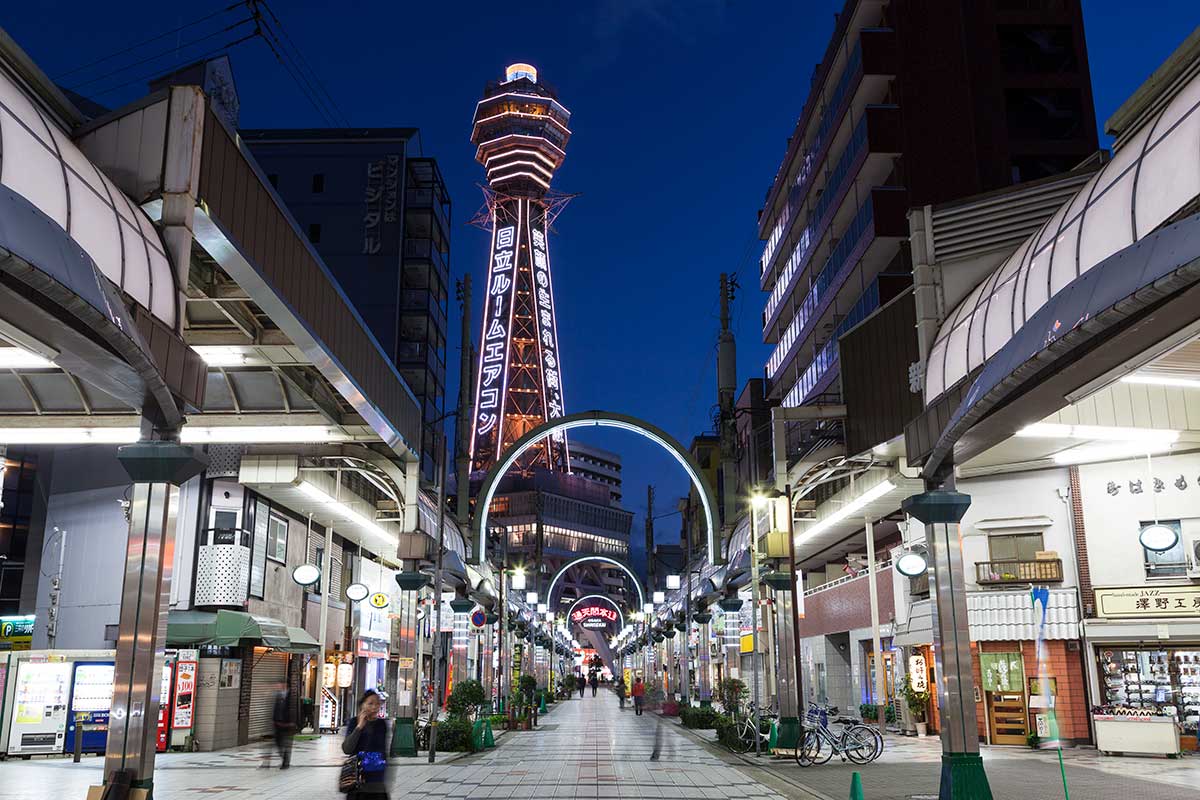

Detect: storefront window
1141,520,1187,577
1097,647,1200,735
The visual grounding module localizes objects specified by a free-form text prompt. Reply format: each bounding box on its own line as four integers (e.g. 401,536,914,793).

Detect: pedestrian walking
341,690,389,797
577,674,586,698
589,673,598,697
617,678,626,710
632,677,645,716
271,681,295,769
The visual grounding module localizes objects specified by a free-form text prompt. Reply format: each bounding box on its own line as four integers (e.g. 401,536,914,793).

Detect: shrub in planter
518,675,538,703
860,703,878,721
718,678,747,716
680,705,721,729
447,679,486,718
714,714,741,749
486,714,506,728
434,716,475,752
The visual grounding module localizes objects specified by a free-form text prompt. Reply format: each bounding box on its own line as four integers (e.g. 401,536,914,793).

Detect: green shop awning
283,626,320,654
166,610,292,649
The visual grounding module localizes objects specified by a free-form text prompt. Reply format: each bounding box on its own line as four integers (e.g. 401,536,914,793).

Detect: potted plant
902,674,931,737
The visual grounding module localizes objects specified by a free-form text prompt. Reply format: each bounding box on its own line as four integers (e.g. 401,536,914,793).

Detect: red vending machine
156,659,174,752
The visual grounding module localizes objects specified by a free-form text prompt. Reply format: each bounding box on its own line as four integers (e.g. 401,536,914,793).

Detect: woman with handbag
340,690,389,796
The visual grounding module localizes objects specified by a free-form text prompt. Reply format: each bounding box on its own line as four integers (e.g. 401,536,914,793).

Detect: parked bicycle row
721,701,885,766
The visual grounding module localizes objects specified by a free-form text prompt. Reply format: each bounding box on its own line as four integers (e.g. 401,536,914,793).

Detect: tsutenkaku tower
469,63,572,474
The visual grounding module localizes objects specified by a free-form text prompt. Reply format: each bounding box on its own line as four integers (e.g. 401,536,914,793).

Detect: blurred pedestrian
617,678,627,710
589,673,598,697
271,680,295,769
577,675,586,698
342,690,389,797
632,677,645,716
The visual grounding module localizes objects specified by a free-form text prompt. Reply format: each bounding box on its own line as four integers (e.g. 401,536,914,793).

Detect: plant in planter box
860,703,878,721
902,674,931,735
718,677,747,716
447,679,485,719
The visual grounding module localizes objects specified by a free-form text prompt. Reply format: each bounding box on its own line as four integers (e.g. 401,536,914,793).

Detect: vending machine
156,661,173,752
8,659,71,754
65,661,114,754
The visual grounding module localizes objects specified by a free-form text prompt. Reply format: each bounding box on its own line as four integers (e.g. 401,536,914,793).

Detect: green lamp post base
940,753,993,800
391,717,417,757
775,716,801,749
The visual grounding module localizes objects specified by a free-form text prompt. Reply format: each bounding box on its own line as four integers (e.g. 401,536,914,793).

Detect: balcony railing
975,559,1064,586
783,279,880,407
403,237,448,278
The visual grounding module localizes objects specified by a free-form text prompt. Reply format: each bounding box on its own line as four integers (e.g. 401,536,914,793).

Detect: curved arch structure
471,409,721,565
547,555,645,611
565,593,627,633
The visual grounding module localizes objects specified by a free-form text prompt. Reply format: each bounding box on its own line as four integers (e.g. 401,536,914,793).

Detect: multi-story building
569,441,624,505
758,0,1097,432
241,129,451,484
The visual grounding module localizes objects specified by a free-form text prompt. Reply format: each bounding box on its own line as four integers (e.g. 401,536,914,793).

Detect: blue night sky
5,1,1197,572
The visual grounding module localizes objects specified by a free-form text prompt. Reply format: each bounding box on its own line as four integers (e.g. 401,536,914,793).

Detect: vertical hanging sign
470,216,520,467
527,204,568,461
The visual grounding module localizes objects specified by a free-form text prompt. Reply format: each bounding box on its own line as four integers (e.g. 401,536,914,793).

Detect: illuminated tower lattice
469,63,573,474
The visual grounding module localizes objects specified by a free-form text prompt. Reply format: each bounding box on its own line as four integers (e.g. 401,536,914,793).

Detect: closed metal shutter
248,650,288,739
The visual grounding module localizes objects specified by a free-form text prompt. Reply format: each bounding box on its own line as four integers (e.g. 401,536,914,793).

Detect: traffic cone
849,771,864,800
767,720,778,754
539,694,547,714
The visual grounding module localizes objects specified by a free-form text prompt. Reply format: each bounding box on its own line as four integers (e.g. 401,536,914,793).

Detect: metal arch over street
548,556,645,613
470,409,721,565
565,593,628,633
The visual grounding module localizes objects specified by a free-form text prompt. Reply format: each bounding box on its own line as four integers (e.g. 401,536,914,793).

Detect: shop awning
166,610,292,649
283,626,320,653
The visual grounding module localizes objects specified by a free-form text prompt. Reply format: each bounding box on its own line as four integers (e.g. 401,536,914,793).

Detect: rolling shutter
248,650,288,739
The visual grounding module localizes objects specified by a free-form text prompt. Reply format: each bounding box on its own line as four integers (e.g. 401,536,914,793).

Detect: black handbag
337,753,362,794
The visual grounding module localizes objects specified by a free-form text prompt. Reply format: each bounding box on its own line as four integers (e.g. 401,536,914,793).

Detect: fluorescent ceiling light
1052,441,1172,465
796,480,896,545
1121,373,1200,389
297,480,396,547
181,425,340,444
0,427,139,444
191,346,250,367
1017,423,1179,443
0,347,55,369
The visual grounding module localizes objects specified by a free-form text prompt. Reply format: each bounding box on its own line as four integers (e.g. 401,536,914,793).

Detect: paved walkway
4,697,1196,799
691,723,1200,800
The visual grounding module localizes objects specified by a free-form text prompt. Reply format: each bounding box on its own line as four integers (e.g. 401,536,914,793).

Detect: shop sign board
1095,585,1200,618
570,605,618,630
171,660,197,729
908,654,928,693
0,615,34,651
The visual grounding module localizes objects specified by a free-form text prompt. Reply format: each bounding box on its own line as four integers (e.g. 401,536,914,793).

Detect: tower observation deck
469,63,573,474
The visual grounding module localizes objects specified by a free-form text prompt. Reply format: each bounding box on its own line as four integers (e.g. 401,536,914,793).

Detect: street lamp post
748,495,767,757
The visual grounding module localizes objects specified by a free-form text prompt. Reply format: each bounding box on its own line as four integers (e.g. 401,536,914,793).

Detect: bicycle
796,704,883,766
727,701,776,755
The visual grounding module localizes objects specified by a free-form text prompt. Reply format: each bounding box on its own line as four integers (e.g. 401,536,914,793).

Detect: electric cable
261,1,350,126
65,15,256,91
254,17,342,126
87,30,262,98
53,2,248,80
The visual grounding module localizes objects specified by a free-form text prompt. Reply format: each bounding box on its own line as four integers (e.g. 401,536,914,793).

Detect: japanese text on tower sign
476,225,517,438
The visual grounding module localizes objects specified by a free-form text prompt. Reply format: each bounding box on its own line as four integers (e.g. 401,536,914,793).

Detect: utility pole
717,274,738,563
427,434,449,763
455,276,473,529
645,485,655,682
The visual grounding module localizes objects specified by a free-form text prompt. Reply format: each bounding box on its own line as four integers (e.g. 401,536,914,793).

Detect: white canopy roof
0,68,176,329
925,72,1200,401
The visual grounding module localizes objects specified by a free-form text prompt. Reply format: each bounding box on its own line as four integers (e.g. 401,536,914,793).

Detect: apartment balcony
395,340,443,374
975,559,1064,586
195,527,252,607
406,186,450,239
403,237,449,283
400,288,447,335
762,104,902,337
760,27,897,290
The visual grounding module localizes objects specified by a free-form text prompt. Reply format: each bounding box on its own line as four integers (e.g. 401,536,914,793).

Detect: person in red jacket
631,677,646,716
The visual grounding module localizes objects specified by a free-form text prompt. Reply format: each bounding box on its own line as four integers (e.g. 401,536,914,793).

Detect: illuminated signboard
570,605,619,630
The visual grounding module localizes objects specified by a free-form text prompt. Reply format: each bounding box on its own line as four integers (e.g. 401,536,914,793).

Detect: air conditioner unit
1186,534,1200,579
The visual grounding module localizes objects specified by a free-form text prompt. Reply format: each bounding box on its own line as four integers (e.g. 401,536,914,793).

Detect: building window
987,532,1044,562
268,174,279,188
312,173,325,193
1142,520,1187,578
267,513,288,563
308,223,322,244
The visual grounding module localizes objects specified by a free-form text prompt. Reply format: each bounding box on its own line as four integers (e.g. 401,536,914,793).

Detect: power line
65,15,256,91
253,11,343,126
88,30,262,98
261,1,349,126
53,2,248,80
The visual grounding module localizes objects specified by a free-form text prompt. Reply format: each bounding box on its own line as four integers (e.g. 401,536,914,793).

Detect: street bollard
73,714,84,763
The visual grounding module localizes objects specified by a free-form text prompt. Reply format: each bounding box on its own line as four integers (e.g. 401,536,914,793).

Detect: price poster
171,660,197,729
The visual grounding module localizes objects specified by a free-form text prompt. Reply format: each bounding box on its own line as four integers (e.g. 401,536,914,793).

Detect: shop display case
1096,646,1200,753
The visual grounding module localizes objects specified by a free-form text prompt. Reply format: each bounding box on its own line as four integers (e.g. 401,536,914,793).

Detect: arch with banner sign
470,410,720,566
565,594,627,633
546,555,645,612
